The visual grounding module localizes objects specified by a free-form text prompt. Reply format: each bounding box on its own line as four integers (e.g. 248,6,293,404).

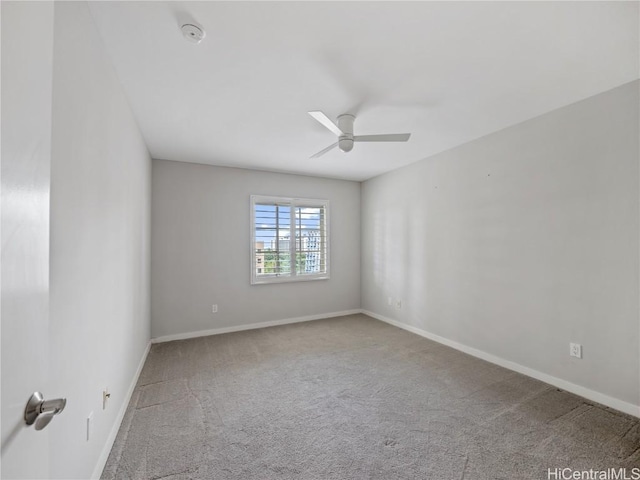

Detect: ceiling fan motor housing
337,114,355,153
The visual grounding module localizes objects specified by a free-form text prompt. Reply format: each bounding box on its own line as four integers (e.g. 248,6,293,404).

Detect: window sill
251,274,330,285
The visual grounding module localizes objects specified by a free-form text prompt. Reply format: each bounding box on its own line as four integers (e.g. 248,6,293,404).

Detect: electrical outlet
87,412,93,441
395,299,402,310
569,343,582,359
212,304,218,313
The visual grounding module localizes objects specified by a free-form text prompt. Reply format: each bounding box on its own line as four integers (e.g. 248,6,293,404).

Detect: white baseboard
151,309,362,344
91,341,152,479
363,310,640,419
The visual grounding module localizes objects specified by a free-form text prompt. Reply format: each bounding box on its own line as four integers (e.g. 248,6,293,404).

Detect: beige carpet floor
101,314,640,479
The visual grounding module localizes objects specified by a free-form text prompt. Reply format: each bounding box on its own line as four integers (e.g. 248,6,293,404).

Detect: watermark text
547,468,640,480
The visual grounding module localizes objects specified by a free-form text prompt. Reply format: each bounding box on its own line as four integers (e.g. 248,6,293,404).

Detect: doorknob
24,392,67,431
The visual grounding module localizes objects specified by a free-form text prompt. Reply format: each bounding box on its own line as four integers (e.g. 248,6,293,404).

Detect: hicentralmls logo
547,468,640,480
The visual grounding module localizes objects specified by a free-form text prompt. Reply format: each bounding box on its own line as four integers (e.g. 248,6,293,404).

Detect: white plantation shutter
251,195,329,284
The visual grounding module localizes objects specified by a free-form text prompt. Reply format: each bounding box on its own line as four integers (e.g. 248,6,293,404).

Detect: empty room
2,1,639,479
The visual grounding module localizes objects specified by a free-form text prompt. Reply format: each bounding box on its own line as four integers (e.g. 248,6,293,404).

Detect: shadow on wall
372,207,408,317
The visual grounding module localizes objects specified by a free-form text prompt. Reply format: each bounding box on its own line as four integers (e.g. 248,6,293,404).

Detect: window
251,195,329,284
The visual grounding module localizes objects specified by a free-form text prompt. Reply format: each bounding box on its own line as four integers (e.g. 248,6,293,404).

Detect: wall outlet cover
569,343,582,359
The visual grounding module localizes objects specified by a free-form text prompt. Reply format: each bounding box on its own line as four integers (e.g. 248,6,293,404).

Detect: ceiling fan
308,111,411,159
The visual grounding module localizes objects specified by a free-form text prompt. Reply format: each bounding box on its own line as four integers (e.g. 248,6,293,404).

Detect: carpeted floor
101,314,640,480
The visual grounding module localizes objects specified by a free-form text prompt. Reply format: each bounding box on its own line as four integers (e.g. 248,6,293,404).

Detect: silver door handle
24,392,67,431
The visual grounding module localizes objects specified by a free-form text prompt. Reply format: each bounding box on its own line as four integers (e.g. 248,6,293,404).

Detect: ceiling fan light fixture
338,138,354,153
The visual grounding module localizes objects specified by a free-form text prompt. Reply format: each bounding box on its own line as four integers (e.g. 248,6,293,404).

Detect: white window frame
250,195,330,285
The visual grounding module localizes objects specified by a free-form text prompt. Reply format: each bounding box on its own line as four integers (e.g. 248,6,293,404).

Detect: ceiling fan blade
354,133,411,142
310,142,338,159
308,111,343,136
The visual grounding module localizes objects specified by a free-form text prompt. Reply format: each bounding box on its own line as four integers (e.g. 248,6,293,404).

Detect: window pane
254,203,291,277
294,205,326,275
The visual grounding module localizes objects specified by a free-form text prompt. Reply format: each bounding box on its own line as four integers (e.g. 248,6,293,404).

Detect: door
1,2,55,478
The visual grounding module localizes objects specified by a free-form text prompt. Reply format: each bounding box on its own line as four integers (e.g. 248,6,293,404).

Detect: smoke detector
181,23,205,44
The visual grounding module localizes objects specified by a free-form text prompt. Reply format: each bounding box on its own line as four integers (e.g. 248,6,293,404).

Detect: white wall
151,160,360,339
362,81,639,412
49,2,151,479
